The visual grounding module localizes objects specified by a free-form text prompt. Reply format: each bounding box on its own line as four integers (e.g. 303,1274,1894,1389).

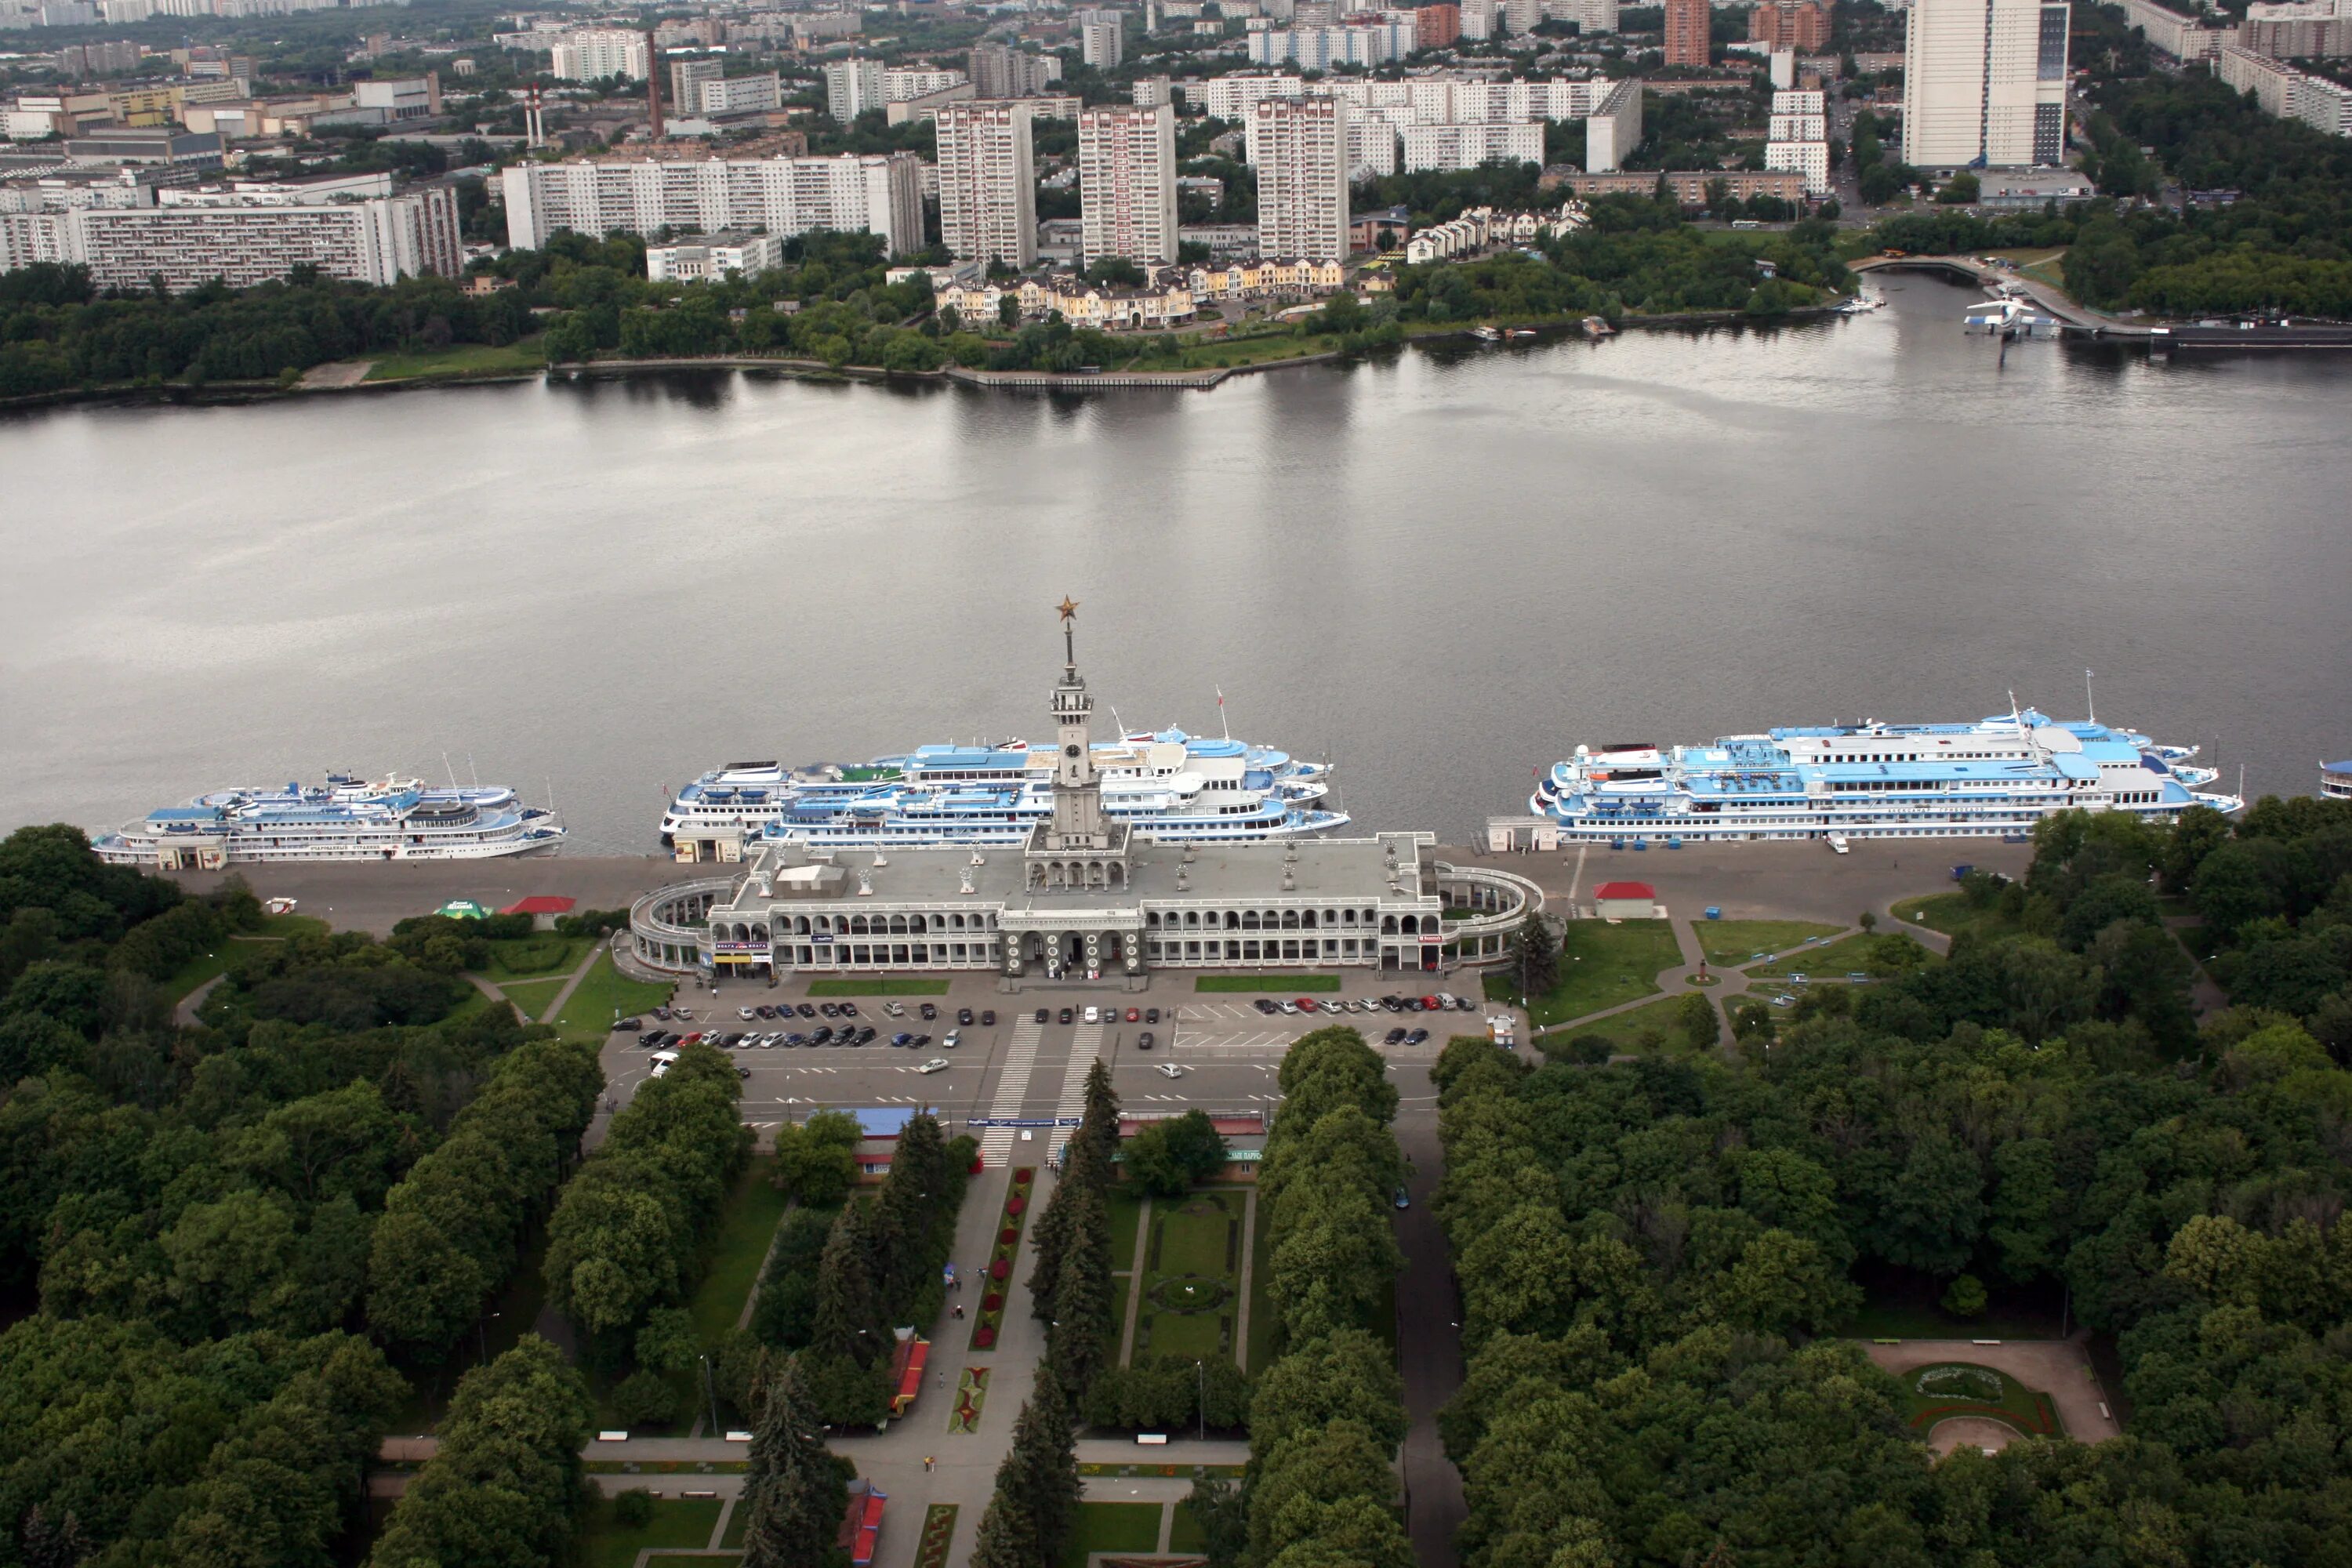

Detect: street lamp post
1195,1359,1205,1441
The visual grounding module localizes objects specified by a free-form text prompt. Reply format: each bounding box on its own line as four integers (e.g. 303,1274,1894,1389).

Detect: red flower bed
1000,1227,1018,1246
991,1258,1010,1279
1005,1196,1026,1216
973,1167,1036,1352
984,1292,1003,1312
975,1327,996,1348
1012,1167,1035,1186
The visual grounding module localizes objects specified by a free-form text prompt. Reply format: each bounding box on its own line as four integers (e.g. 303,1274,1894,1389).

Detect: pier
1849,254,2154,339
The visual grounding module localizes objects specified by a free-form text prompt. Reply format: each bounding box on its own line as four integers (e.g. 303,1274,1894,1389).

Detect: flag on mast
1216,687,1228,741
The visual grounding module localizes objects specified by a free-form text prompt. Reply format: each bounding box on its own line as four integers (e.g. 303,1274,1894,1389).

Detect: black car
1137,1031,1155,1051
919,1003,938,1021
1058,1007,1073,1025
911,1033,931,1048
1254,998,1279,1015
1384,1027,1406,1044
735,1065,751,1079
653,1006,673,1021
1406,1028,1429,1045
614,1017,643,1032
809,1026,833,1045
1382,995,1404,1011
853,1027,876,1045
1144,1007,1159,1025
957,1007,974,1027
840,1003,859,1018
755,1004,777,1020
1034,1007,1049,1024
981,1010,996,1026
797,1003,817,1019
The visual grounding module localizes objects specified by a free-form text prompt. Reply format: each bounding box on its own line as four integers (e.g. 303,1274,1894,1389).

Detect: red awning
1593,882,1656,901
838,1483,887,1566
500,895,576,915
891,1339,929,1413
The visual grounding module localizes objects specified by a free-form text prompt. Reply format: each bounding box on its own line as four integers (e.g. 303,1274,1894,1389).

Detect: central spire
1057,595,1080,668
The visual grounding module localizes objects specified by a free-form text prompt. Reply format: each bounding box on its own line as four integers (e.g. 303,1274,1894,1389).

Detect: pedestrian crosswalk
1047,1022,1104,1161
978,1017,1043,1166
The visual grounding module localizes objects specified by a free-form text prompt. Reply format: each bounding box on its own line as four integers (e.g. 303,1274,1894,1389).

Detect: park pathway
537,943,606,1024
1115,1196,1153,1364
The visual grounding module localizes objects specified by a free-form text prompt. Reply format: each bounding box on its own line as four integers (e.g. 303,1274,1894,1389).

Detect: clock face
1064,744,1082,758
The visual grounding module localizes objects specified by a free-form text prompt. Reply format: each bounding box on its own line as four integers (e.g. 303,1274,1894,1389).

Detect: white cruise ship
93,774,564,868
1534,707,2239,844
660,730,1341,850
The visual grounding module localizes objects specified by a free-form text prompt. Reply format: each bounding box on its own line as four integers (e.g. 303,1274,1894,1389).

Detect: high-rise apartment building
1416,4,1462,46
1080,17,1125,67
499,152,925,255
824,56,884,121
1251,96,1348,260
670,56,723,113
1663,0,1709,65
549,29,650,82
700,74,783,114
1077,103,1178,263
0,185,459,291
967,43,1062,98
1748,0,1831,50
1902,0,2070,166
936,100,1038,267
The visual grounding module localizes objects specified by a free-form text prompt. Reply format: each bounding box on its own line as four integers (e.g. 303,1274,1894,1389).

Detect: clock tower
1026,597,1130,889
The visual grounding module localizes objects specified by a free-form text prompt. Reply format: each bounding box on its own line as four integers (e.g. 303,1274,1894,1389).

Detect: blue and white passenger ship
93,773,565,868
1533,706,2240,844
660,730,1343,850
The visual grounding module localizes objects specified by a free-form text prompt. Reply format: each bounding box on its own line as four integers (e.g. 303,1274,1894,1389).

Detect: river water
4,274,2347,855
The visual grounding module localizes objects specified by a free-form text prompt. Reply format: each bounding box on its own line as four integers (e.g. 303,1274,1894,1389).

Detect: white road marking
1047,1022,1105,1160
979,1017,1043,1165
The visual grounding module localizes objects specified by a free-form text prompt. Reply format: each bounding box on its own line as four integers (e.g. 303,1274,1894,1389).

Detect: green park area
1753,931,1934,982
362,335,548,383
163,910,329,1000
554,953,675,1040
496,976,568,1022
1901,890,2013,941
1196,972,1339,992
578,1494,723,1568
1131,1191,1248,1366
1691,919,1844,968
805,977,950,996
1554,993,1719,1058
1061,1501,1169,1567
1487,919,1683,1028
481,933,590,979
1893,1362,2062,1439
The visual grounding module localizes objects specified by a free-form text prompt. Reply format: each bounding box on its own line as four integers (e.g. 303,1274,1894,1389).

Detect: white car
648,1048,679,1080
738,1007,757,1021
942,1029,961,1049
1083,1005,1101,1025
1156,1062,1185,1078
883,1001,906,1017
1828,833,1850,854
917,1058,950,1074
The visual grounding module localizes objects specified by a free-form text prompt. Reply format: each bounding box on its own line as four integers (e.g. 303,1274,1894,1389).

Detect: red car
1125,1007,1141,1022
1296,997,1320,1013
1421,996,1442,1011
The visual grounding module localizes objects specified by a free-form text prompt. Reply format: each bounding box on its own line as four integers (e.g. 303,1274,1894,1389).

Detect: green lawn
1558,993,1715,1055
1134,1191,1247,1370
1170,1504,1208,1552
1245,1192,1273,1374
554,953,676,1040
363,335,547,383
1488,920,1683,1028
1691,920,1844,968
482,934,590,979
1839,1298,2058,1342
1900,890,2017,941
497,977,568,1021
165,913,332,1000
1060,1503,1163,1568
579,1495,723,1568
1196,973,1339,992
1108,1188,1147,1275
1753,931,1936,982
805,977,950,996
688,1158,791,1345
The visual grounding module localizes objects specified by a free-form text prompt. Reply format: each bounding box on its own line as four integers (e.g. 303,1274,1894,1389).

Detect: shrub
611,1370,681,1430
1940,1273,1989,1318
612,1489,655,1529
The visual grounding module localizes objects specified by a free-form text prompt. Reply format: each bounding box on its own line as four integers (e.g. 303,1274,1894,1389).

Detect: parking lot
592,973,1518,1159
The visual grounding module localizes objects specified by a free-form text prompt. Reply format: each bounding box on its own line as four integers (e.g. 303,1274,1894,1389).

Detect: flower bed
949,1367,990,1434
914,1504,958,1568
971,1167,1035,1352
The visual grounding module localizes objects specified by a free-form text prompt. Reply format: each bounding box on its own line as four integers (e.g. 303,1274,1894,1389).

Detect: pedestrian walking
924,1456,935,1472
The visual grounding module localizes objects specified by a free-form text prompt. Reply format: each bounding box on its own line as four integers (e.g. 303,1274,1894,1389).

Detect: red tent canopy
1593,882,1657,901
837,1482,887,1566
890,1338,929,1414
500,895,576,915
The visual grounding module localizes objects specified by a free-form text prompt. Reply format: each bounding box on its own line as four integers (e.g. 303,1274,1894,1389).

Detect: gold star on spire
1056,596,1080,622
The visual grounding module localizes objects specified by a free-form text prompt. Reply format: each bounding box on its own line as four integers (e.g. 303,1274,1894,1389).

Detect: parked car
614,1018,642,1032
736,1065,751,1080
1392,1187,1410,1210
1294,997,1320,1014
756,1004,778,1020
919,1003,938,1021
1083,1005,1101,1025
653,1007,673,1021
1278,1000,1299,1015
1137,1031,1155,1050
796,1004,816,1019
809,1027,833,1045
1125,1007,1140,1022
918,1058,949,1074
943,1030,961,1049
958,1007,975,1026
892,1032,915,1047
840,1003,859,1018
1035,1007,1050,1024
1384,1028,1406,1045
981,1010,996,1026
1058,1007,1073,1025
1405,1028,1429,1045
1254,998,1279,1015
909,1033,931,1048
1143,1007,1158,1025
883,1000,906,1017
